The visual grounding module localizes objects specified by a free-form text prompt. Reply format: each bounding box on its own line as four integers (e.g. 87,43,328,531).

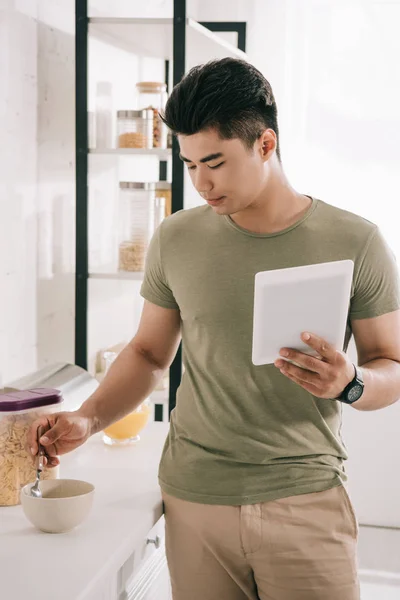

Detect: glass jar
95,81,113,149
155,182,172,217
104,351,118,373
154,195,166,230
118,182,155,272
136,82,168,149
103,398,152,446
0,388,63,506
117,109,154,149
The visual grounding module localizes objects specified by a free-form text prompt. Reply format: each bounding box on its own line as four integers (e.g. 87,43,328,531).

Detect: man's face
178,128,268,216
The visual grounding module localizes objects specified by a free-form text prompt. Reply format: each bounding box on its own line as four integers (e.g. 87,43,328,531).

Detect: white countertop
0,421,170,600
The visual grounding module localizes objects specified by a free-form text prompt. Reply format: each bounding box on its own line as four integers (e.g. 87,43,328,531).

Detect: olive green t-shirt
141,198,400,505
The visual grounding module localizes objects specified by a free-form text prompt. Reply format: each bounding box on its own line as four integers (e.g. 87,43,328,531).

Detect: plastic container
101,352,152,446
95,81,113,149
118,182,155,272
0,388,63,506
154,195,166,230
136,82,168,149
117,109,154,149
155,182,172,217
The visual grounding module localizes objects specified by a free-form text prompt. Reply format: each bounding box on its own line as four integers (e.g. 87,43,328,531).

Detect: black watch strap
337,365,364,404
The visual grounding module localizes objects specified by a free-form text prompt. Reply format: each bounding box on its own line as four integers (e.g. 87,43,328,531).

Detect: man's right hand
27,412,93,468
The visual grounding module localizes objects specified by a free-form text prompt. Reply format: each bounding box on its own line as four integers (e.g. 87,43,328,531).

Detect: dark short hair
162,58,281,161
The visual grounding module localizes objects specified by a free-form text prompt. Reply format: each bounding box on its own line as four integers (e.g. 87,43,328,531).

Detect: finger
280,369,322,396
277,349,327,374
39,416,70,448
277,360,320,386
27,417,53,456
301,332,336,362
30,453,59,468
42,441,60,458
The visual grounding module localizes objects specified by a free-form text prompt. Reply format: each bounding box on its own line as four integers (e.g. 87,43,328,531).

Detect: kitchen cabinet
122,520,172,600
0,422,171,600
87,517,171,600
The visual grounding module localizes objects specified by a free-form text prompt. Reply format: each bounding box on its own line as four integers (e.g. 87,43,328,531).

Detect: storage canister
95,81,113,149
118,182,155,272
0,388,63,506
136,82,168,149
155,182,172,217
117,109,154,149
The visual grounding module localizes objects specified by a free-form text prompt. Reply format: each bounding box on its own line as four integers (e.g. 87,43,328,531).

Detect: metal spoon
30,426,46,498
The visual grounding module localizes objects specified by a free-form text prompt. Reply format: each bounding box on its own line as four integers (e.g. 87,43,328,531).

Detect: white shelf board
89,148,172,159
88,17,247,64
89,270,144,281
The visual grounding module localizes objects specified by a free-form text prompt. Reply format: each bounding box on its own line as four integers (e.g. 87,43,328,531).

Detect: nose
193,168,213,196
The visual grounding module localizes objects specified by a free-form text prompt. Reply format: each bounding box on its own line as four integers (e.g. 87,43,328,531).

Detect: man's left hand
274,332,355,399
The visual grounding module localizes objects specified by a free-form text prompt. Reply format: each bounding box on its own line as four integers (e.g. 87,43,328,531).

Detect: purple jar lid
0,387,63,412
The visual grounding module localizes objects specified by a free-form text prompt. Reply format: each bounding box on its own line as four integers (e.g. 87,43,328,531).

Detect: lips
206,196,225,205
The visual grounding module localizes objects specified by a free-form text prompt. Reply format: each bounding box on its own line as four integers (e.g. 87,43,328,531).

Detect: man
29,59,400,600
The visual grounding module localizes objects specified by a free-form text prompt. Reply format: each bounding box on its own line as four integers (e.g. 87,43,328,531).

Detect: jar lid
117,109,154,119
136,82,167,93
119,182,156,190
155,182,171,190
0,387,63,412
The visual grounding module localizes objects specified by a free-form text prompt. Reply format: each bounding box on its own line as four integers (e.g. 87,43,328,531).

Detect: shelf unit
89,269,144,281
88,17,247,65
75,0,247,419
89,148,172,158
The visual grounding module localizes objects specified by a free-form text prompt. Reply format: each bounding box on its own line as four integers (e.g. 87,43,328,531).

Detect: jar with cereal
118,182,155,272
117,109,154,149
136,82,168,149
0,388,63,506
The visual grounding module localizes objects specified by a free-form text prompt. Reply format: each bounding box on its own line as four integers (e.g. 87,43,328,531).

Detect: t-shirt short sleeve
350,226,400,320
140,225,179,310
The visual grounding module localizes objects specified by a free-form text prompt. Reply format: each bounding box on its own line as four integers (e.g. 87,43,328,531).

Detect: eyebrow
179,152,224,164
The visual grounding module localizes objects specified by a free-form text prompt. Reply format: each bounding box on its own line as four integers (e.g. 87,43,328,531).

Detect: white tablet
252,260,354,366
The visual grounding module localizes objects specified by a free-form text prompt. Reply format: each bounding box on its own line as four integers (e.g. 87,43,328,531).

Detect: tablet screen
252,260,354,366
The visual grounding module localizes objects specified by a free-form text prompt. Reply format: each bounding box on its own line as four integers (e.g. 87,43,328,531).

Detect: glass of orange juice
103,398,152,446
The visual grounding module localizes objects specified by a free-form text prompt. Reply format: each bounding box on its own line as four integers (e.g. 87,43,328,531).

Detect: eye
187,162,225,171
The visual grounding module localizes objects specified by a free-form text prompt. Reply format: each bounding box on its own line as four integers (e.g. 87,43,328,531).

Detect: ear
258,129,277,162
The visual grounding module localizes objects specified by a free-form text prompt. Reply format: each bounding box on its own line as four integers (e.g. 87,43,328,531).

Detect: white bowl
20,479,95,533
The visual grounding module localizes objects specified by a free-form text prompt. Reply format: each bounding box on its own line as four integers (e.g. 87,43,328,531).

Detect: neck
230,160,312,234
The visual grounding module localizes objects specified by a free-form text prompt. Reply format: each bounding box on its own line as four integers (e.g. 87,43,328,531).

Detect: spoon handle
37,425,46,473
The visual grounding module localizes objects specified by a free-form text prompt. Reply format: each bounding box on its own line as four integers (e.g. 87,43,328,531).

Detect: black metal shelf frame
75,1,246,420
75,0,88,371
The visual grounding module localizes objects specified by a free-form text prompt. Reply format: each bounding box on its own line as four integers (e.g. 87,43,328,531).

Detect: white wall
0,0,75,385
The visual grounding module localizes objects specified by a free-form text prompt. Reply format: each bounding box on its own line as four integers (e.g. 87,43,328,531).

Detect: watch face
347,385,363,403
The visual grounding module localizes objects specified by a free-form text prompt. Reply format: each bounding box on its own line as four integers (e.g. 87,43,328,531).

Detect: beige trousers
162,485,360,600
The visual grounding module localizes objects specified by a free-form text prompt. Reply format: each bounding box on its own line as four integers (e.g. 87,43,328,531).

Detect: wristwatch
337,365,364,404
